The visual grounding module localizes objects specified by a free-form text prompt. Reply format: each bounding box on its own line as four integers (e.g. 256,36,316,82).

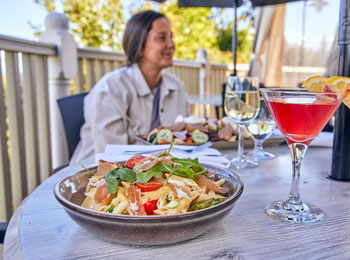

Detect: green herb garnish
105,167,136,194
103,143,208,195
80,164,96,175
107,204,115,213
167,141,175,155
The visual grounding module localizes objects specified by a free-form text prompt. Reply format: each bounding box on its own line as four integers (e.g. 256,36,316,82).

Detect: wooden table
3,145,350,260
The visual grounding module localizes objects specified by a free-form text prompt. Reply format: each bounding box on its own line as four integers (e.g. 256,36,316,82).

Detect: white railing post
39,12,77,169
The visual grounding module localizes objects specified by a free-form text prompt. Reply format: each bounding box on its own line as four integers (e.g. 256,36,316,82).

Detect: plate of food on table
138,115,284,149
54,145,244,245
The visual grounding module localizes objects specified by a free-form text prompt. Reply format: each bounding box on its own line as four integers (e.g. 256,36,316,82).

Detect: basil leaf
172,166,196,179
105,169,119,194
117,167,137,182
136,170,163,183
172,158,204,173
152,162,174,172
136,162,173,183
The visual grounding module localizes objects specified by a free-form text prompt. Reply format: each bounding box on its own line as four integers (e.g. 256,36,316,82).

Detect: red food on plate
143,199,159,215
168,122,186,131
136,181,162,192
218,124,234,141
125,155,147,169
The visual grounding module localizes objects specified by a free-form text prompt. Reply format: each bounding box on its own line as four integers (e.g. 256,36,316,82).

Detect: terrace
1,1,348,258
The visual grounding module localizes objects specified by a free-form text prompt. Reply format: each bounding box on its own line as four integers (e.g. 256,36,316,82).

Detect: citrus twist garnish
327,76,350,108
301,76,328,92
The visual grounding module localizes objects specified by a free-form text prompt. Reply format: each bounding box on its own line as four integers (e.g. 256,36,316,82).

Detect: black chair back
0,222,8,243
57,93,88,160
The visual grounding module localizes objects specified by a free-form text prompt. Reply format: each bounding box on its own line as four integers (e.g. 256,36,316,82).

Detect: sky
0,0,340,51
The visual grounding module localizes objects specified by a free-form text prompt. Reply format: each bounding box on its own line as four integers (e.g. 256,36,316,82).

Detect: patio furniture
57,92,88,161
0,222,8,244
2,145,350,259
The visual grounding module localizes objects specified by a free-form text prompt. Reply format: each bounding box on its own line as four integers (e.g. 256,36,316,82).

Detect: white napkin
95,144,230,168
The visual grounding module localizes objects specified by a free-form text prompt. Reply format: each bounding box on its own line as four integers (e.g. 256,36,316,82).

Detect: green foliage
159,0,218,61
34,0,125,50
33,0,255,63
216,13,254,63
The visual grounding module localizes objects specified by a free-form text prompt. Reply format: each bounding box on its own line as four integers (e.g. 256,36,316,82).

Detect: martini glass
224,76,260,169
260,88,342,224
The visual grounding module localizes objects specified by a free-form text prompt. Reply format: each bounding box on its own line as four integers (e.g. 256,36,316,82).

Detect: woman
71,10,190,162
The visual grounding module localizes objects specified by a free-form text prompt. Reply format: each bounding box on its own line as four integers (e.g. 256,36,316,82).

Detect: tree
33,0,125,50
216,2,254,64
157,0,219,61
33,0,254,63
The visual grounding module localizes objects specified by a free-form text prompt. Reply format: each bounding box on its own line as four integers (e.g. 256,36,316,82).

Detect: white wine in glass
224,77,260,169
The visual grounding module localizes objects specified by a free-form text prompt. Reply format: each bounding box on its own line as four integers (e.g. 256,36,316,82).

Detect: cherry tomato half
143,199,158,215
136,182,162,192
125,155,146,169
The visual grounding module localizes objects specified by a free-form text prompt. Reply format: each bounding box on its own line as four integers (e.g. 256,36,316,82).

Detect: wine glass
224,76,260,169
260,88,342,223
245,97,276,161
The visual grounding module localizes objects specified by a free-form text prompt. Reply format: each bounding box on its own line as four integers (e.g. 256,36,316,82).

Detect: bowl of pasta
54,150,244,245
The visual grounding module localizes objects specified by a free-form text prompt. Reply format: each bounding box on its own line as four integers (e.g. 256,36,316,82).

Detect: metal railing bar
0,53,13,220
35,55,52,179
86,59,96,91
22,53,41,190
5,51,28,206
74,58,84,94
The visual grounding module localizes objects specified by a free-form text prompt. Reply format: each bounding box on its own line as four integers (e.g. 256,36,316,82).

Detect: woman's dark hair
123,10,166,65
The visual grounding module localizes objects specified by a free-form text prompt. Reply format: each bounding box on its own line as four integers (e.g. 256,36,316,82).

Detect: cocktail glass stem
265,142,325,223
287,143,307,205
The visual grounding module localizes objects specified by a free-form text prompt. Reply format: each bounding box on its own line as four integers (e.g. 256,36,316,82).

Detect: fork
122,141,213,155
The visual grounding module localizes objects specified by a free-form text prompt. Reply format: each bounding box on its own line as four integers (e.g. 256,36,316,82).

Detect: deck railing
0,35,54,221
0,12,327,222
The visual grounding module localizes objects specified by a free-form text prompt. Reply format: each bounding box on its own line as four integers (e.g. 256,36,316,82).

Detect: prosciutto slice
218,124,234,141
127,184,147,216
96,160,119,176
167,183,192,200
194,175,229,194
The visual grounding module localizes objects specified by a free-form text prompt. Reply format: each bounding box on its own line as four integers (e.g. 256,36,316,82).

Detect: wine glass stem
254,141,264,154
237,123,245,160
287,143,308,205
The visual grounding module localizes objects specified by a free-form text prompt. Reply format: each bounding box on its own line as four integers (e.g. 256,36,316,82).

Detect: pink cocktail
261,88,341,223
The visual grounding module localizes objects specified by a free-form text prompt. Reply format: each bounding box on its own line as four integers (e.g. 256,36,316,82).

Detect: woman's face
140,17,175,70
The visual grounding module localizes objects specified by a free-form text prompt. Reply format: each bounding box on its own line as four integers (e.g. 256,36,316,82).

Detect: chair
0,222,8,243
57,92,89,161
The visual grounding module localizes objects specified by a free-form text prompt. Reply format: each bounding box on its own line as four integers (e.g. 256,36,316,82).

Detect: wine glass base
230,157,258,169
265,200,325,224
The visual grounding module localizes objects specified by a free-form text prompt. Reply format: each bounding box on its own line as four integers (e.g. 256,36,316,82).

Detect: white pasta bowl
54,163,244,246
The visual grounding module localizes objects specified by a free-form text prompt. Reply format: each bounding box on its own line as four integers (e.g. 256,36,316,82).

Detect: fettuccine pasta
81,150,229,216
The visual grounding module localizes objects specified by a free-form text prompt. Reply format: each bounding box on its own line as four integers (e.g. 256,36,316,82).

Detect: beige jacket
71,64,190,162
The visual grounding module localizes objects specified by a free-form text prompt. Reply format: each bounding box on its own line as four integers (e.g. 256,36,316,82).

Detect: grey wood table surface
3,145,350,260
